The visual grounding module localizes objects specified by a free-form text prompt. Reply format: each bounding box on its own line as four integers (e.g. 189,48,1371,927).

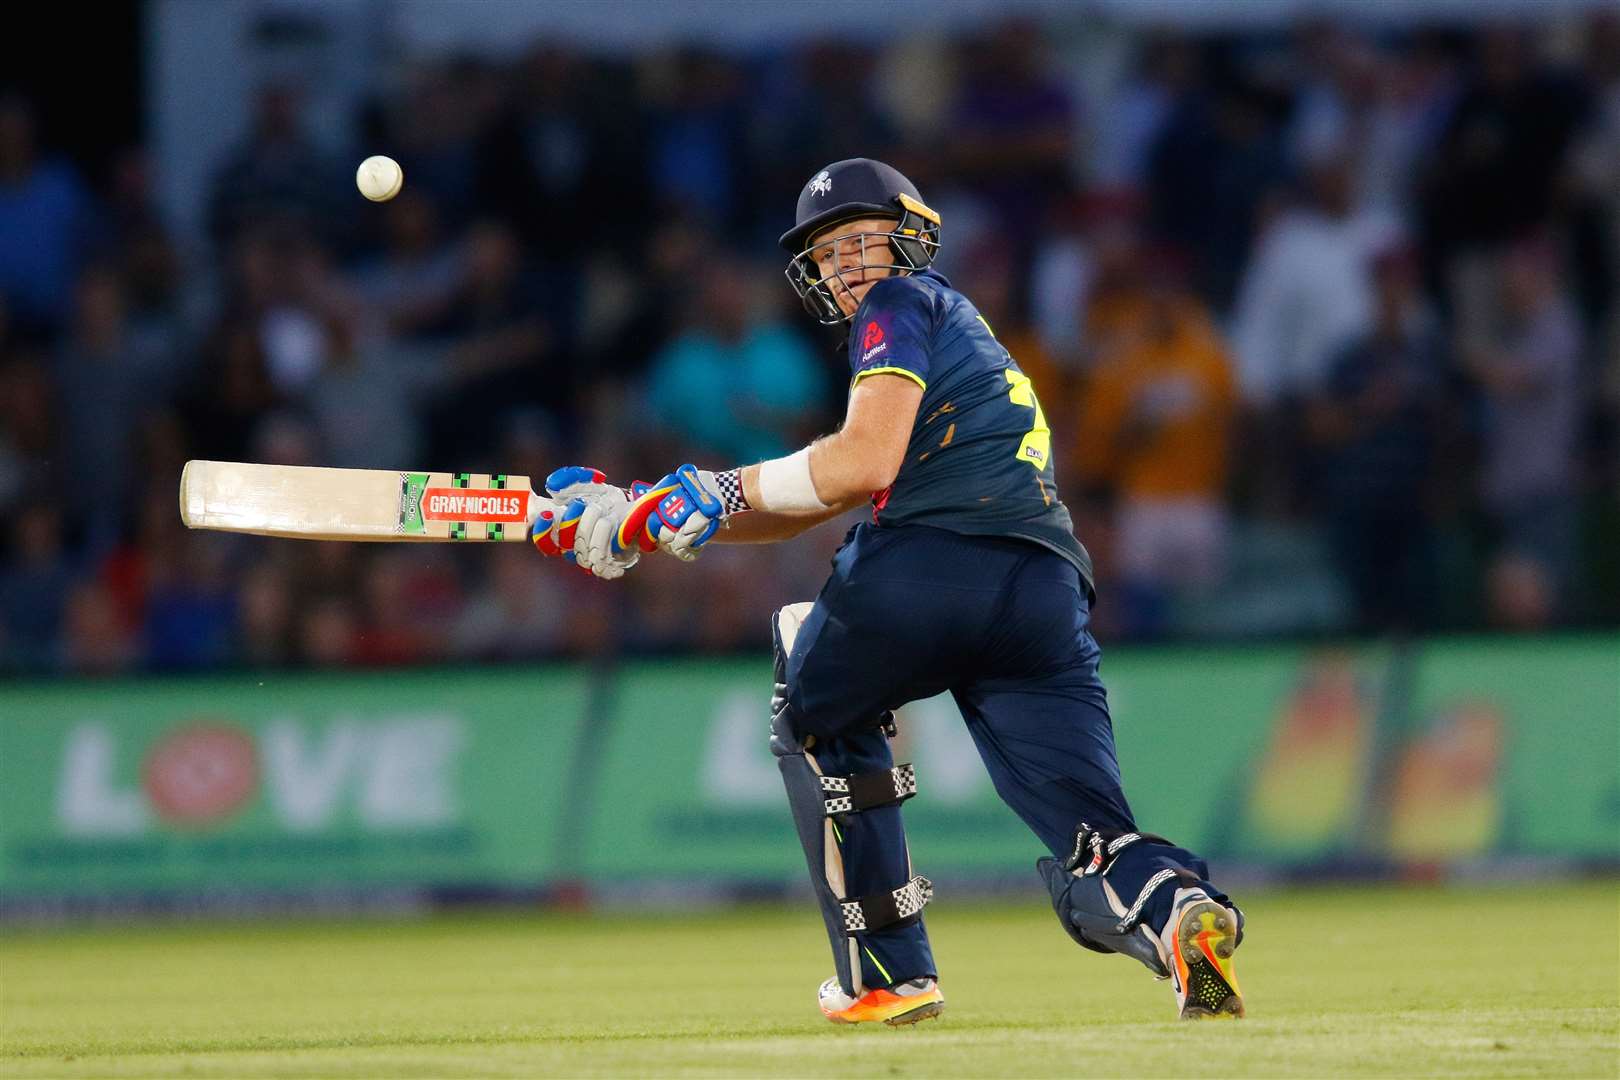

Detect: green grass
2,883,1616,1078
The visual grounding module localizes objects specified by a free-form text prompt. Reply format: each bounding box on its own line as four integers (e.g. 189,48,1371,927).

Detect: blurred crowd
1,13,1617,675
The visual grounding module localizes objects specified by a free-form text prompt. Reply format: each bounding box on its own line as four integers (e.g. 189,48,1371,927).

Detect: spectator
107,148,189,361
350,550,450,667
350,190,463,340
207,82,345,249
1074,203,1156,375
1463,238,1584,611
947,18,1078,253
1422,26,1588,256
291,540,362,613
96,486,184,654
0,96,97,338
1306,246,1451,631
0,350,55,514
419,220,562,459
304,313,441,470
258,236,364,399
1486,553,1559,631
1147,75,1289,306
1091,34,1200,191
0,502,74,672
476,46,647,258
452,543,566,661
1421,26,1589,356
181,319,282,463
298,595,360,668
1072,261,1237,636
252,411,322,469
1029,194,1098,370
1230,149,1402,408
593,214,713,385
644,257,825,464
141,532,236,671
59,581,137,675
1029,192,1150,383
52,266,173,548
1289,27,1460,218
1570,12,1620,368
3,18,1615,671
1230,149,1403,516
647,49,751,226
367,61,489,226
235,561,297,669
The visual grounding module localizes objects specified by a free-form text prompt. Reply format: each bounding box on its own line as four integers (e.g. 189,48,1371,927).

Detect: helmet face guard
783,194,942,325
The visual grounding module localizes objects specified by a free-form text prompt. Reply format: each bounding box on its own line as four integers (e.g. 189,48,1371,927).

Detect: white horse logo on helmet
809,170,832,197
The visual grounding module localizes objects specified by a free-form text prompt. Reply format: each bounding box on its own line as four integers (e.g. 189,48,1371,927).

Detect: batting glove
531,466,640,580
614,464,739,562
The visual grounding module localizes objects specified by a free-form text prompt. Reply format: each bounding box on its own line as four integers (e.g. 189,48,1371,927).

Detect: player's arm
600,282,934,567
712,503,856,544
670,373,921,549
741,372,922,512
605,372,921,563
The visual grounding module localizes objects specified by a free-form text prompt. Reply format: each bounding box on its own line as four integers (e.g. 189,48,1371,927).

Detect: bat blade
179,460,542,542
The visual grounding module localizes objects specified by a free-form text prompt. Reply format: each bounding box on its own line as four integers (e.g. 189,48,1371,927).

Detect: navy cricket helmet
779,158,942,325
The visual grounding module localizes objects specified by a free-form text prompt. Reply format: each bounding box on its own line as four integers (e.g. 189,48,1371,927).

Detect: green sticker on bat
398,473,429,535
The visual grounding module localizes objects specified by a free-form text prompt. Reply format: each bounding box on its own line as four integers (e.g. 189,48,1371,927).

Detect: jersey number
1005,369,1051,469
978,318,1056,476
976,315,1051,470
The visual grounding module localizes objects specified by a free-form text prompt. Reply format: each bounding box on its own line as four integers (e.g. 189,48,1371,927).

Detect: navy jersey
846,269,1094,597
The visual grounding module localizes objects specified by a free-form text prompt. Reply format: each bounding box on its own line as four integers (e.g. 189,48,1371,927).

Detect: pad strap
839,875,933,935
1062,822,1173,877
820,764,916,816
1117,868,1181,932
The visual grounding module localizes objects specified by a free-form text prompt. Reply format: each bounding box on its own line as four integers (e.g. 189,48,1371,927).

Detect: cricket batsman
532,159,1245,1024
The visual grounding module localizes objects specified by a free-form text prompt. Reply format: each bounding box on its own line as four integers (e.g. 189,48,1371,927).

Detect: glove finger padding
544,465,611,499
535,464,613,560
533,466,645,579
579,502,636,579
642,464,725,560
659,511,713,561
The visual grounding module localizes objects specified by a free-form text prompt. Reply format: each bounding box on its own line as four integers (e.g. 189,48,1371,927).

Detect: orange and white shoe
1160,888,1245,1019
817,976,944,1026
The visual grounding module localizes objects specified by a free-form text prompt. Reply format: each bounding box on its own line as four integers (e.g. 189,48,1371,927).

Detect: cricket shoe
1159,887,1245,1019
817,976,944,1026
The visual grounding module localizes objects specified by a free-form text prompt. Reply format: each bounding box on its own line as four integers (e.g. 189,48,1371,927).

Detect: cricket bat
178,460,553,542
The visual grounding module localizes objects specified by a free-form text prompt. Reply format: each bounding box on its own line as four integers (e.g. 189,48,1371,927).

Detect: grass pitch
2,882,1616,1078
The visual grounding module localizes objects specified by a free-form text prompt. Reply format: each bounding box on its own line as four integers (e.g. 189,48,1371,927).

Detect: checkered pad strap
839,875,933,935
819,764,917,816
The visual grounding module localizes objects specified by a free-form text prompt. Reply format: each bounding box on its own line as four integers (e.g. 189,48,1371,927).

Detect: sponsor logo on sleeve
859,319,888,364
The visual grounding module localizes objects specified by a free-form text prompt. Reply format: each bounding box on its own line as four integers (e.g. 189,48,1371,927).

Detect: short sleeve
847,277,933,390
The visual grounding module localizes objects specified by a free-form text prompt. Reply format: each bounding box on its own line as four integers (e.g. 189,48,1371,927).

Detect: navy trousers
782,523,1224,989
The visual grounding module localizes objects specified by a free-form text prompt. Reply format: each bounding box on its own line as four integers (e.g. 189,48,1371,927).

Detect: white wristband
755,447,827,513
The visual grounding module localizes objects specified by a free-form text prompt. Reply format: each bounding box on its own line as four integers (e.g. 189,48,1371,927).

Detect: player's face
808,217,902,318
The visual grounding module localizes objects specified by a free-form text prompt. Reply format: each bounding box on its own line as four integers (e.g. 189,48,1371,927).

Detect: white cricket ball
356,155,403,202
